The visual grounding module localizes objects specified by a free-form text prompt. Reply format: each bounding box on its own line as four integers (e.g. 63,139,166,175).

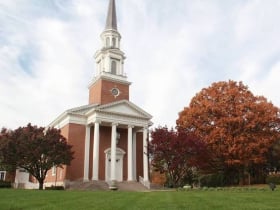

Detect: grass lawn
0,188,280,210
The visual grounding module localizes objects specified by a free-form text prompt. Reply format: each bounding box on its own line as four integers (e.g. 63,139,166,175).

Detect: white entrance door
105,148,125,182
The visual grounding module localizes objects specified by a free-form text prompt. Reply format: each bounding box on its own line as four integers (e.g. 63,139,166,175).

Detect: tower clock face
111,88,120,96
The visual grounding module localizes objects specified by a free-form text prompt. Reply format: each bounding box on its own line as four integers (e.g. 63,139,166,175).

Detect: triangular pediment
48,100,152,129
94,100,152,119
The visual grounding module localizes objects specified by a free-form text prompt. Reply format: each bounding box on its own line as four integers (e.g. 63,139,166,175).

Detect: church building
41,0,153,189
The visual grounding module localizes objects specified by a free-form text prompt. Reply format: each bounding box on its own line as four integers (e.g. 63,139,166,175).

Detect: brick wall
89,79,130,105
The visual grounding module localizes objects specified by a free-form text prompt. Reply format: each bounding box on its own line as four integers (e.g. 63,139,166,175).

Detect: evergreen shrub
0,181,11,188
45,185,64,190
199,173,225,187
266,174,280,185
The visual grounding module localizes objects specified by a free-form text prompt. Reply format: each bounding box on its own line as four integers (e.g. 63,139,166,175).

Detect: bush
45,185,64,190
199,173,225,187
266,174,280,185
0,181,11,188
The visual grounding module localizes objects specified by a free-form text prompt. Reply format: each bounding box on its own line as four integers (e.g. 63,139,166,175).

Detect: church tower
88,0,130,105
42,0,152,190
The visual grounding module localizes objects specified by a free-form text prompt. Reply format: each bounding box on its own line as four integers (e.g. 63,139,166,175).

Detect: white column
110,123,117,181
83,125,90,181
143,127,149,182
127,125,134,181
133,131,137,180
92,121,100,181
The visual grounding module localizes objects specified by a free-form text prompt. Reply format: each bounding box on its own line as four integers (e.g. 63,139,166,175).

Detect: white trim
92,122,100,181
0,171,6,181
96,100,152,119
88,72,129,88
89,112,151,128
48,100,152,129
104,147,126,182
133,132,137,180
143,128,149,182
127,126,133,181
83,125,91,181
49,114,87,129
51,165,56,176
110,123,117,181
104,147,126,155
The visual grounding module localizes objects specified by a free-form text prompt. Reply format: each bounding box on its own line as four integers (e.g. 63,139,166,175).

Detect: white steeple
94,0,126,81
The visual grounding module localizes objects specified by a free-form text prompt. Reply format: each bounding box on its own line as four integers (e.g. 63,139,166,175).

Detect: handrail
139,176,150,189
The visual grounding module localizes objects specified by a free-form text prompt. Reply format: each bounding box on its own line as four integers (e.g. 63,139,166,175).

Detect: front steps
117,181,149,192
67,181,149,191
67,181,109,191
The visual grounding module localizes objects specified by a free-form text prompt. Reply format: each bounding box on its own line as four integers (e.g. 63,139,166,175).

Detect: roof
48,100,153,128
67,103,98,115
105,0,118,30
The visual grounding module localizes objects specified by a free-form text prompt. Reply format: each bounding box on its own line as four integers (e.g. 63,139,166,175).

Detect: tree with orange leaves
177,80,280,184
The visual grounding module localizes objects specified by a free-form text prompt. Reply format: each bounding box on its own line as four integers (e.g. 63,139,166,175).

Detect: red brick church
14,0,152,189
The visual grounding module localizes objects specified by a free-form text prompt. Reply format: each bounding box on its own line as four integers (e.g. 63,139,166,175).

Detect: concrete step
149,183,165,190
116,181,149,192
67,181,109,191
67,180,149,191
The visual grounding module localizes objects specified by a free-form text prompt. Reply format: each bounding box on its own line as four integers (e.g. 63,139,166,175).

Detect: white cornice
48,100,153,129
48,111,87,129
95,48,125,58
101,29,121,38
88,73,131,88
97,100,153,119
89,111,151,128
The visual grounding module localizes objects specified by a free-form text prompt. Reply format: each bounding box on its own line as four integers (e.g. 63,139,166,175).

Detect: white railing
139,176,150,189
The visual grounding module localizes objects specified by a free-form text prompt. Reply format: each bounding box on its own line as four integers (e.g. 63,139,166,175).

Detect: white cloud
1,0,280,129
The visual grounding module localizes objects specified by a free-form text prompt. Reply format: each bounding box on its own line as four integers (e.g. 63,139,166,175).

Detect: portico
81,100,152,183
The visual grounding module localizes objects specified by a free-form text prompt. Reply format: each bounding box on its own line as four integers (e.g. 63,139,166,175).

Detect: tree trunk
238,169,244,185
39,180,44,190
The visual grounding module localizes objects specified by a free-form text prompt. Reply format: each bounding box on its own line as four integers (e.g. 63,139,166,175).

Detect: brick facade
43,0,151,188
89,78,130,105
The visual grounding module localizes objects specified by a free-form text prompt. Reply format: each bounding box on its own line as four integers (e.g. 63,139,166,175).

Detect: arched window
112,38,116,48
106,37,110,47
111,60,117,75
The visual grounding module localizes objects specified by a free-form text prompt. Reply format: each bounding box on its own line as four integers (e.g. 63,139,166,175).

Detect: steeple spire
92,0,126,84
105,0,118,30
89,0,130,105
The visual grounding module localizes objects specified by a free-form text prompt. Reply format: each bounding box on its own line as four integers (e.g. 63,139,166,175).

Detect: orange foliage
151,171,166,186
177,80,280,172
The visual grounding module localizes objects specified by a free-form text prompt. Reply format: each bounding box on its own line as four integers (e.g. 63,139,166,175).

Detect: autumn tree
267,139,280,173
0,124,74,190
149,126,209,187
0,129,8,171
177,80,280,184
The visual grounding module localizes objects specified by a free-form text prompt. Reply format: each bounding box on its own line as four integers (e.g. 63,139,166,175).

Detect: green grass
0,189,280,210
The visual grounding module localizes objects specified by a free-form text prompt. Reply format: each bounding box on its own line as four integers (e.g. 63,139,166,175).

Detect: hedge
199,173,225,187
45,185,65,190
266,174,280,185
0,181,12,188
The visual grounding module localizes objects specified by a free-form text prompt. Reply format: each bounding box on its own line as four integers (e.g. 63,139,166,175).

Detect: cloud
1,0,280,129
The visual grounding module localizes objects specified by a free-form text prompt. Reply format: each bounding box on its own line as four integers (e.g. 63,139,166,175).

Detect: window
0,171,6,181
106,37,110,47
52,164,56,176
112,38,116,47
111,60,117,75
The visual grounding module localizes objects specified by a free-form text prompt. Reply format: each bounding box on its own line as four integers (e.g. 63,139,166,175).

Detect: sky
0,0,280,129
